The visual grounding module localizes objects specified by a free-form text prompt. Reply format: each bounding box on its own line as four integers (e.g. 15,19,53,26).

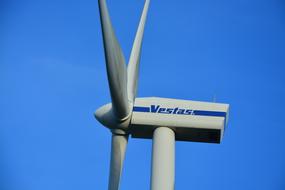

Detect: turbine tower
95,1,230,190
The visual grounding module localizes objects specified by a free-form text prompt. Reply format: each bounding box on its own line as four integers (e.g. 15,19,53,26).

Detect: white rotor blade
108,134,128,190
98,0,130,120
127,0,150,102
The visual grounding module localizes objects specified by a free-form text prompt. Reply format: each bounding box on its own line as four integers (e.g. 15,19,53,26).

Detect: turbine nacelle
96,97,230,143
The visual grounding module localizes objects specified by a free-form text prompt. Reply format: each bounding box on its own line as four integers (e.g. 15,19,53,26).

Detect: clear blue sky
1,0,285,189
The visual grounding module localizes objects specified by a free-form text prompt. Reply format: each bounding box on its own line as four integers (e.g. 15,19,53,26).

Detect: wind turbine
95,0,230,190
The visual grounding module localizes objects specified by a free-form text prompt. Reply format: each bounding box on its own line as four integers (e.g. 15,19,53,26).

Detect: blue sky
1,0,285,189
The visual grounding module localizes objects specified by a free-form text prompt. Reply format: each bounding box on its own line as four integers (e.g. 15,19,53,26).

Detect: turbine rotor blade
108,134,128,190
127,0,150,102
98,0,130,120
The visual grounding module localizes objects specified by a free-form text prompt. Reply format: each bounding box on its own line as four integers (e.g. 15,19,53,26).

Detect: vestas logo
150,105,194,115
133,105,227,118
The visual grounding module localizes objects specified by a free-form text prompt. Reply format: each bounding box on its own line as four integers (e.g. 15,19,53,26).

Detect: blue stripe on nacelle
133,106,150,112
193,110,227,117
133,106,226,118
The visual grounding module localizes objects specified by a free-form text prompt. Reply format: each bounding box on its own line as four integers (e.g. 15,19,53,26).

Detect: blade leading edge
108,134,128,190
98,0,130,120
127,0,150,102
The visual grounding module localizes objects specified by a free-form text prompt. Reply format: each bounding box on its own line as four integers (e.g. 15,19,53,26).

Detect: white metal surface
127,0,150,102
151,127,175,190
130,97,229,143
108,134,128,190
98,0,130,120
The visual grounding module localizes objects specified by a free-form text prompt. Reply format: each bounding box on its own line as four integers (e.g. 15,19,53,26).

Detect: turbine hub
94,103,132,133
